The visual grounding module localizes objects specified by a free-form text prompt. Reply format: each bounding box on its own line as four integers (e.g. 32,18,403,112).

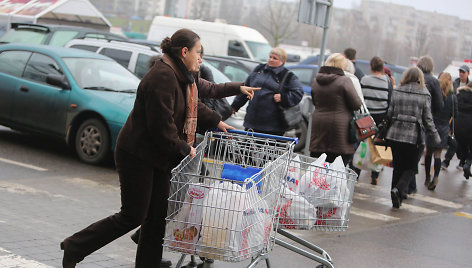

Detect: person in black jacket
410,55,444,194
424,72,457,190
442,65,470,169
455,81,472,179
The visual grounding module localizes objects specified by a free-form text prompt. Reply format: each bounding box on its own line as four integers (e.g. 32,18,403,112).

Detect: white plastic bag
196,181,271,260
166,184,210,254
277,184,316,229
353,139,382,172
285,154,302,193
298,155,351,208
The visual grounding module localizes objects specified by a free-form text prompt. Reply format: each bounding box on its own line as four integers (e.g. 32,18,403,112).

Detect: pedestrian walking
231,47,304,136
424,72,457,190
60,29,256,268
455,81,472,179
344,48,364,80
360,56,392,185
309,53,362,164
442,65,470,170
386,67,440,208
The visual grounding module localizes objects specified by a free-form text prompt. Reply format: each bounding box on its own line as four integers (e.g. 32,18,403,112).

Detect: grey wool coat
386,83,440,145
309,66,362,155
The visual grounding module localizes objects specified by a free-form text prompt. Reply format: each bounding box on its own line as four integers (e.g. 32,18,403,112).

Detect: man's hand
240,86,260,100
274,93,281,103
217,121,235,132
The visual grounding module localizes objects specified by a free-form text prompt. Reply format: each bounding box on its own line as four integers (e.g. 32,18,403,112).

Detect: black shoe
60,242,77,268
407,188,417,195
160,258,172,267
441,161,449,170
370,177,378,185
424,176,431,187
464,161,471,180
130,229,140,244
391,188,402,208
428,176,438,190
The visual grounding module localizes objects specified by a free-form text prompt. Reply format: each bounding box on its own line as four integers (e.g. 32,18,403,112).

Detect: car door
12,52,71,135
0,50,31,123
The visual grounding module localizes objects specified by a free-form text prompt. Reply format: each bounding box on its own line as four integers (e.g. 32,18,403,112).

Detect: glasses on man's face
460,70,466,74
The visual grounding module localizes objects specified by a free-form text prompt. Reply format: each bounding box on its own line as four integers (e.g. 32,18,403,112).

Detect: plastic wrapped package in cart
277,154,357,231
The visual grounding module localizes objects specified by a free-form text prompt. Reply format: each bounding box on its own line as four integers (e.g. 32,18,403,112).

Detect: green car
0,44,140,164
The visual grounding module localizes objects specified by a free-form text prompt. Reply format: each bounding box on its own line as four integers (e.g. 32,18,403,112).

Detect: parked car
301,55,407,84
65,38,160,78
204,55,261,82
0,23,127,47
0,44,140,164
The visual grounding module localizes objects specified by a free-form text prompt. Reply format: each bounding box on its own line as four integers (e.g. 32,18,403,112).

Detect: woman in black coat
455,82,472,179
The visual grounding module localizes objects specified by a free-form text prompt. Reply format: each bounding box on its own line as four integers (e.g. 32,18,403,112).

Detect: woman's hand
217,121,235,132
240,86,260,100
189,146,197,158
274,93,282,103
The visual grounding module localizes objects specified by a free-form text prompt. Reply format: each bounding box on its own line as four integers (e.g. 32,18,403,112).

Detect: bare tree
413,24,430,57
191,0,210,20
258,1,298,47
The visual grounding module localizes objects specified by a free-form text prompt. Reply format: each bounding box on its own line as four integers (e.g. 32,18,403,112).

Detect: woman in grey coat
386,67,440,208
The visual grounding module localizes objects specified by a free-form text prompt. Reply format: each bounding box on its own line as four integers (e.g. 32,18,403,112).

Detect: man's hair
417,55,434,74
344,48,356,60
370,56,384,73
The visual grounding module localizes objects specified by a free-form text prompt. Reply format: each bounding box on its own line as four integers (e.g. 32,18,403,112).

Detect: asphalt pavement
1,126,471,268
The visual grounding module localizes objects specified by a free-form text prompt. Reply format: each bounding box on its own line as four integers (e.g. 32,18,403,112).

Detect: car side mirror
46,74,70,90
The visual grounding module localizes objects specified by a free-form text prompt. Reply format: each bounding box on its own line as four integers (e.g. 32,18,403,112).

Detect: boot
464,160,471,180
424,175,431,187
60,242,77,268
428,176,438,190
130,229,140,244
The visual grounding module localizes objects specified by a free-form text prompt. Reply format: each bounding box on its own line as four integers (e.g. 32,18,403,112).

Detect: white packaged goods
166,184,210,254
315,206,347,227
299,155,351,208
285,155,301,194
277,184,316,229
197,181,271,261
353,139,382,172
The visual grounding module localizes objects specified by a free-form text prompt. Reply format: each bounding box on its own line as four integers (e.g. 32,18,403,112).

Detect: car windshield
245,41,272,62
202,62,230,83
0,29,47,44
63,58,140,92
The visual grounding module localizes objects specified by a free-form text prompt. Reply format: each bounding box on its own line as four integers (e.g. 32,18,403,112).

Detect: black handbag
201,98,233,121
277,70,303,130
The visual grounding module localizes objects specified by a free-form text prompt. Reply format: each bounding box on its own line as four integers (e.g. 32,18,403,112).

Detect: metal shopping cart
275,154,358,268
163,129,298,268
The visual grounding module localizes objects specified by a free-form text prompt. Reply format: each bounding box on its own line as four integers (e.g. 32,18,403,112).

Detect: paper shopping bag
369,138,392,165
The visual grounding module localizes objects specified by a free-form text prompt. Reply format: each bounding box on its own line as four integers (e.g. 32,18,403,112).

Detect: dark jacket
353,61,364,81
309,66,362,154
453,77,470,95
231,64,303,133
116,54,237,170
423,72,444,116
386,83,440,145
433,93,457,127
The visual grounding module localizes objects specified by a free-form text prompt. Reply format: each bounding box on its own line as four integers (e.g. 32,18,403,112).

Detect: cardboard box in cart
147,16,272,62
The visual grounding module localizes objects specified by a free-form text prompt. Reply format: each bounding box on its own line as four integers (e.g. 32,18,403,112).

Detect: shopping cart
163,129,298,268
275,154,358,268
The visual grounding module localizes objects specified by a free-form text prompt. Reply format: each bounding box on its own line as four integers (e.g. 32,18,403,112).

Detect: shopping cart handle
223,129,299,143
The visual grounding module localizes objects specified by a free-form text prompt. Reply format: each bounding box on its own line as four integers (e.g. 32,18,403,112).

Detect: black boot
130,229,140,244
131,229,172,267
390,188,403,208
464,160,471,180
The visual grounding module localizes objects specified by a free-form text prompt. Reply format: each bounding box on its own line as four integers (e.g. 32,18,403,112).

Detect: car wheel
74,118,110,164
286,120,308,152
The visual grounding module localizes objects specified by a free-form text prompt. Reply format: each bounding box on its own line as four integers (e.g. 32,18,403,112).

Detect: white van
147,16,271,62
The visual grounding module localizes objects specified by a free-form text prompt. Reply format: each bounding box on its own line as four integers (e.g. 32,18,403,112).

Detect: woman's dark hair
160,29,200,58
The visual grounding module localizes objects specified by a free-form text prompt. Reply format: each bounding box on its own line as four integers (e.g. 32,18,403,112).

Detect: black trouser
391,141,420,193
62,148,171,267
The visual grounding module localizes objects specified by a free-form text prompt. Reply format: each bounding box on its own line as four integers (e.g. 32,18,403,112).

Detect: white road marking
350,206,400,221
356,182,463,209
354,192,437,214
0,157,47,171
0,247,53,268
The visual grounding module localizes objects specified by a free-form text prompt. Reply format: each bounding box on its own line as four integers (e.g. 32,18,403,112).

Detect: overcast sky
332,0,471,20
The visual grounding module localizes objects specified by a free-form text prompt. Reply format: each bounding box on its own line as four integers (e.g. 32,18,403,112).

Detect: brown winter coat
116,54,241,170
309,66,362,155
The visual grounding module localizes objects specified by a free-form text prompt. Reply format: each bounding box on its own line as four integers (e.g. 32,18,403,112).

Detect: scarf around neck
161,54,198,145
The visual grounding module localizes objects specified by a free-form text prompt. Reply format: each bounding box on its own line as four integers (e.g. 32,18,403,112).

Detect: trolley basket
163,130,297,266
275,153,358,268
